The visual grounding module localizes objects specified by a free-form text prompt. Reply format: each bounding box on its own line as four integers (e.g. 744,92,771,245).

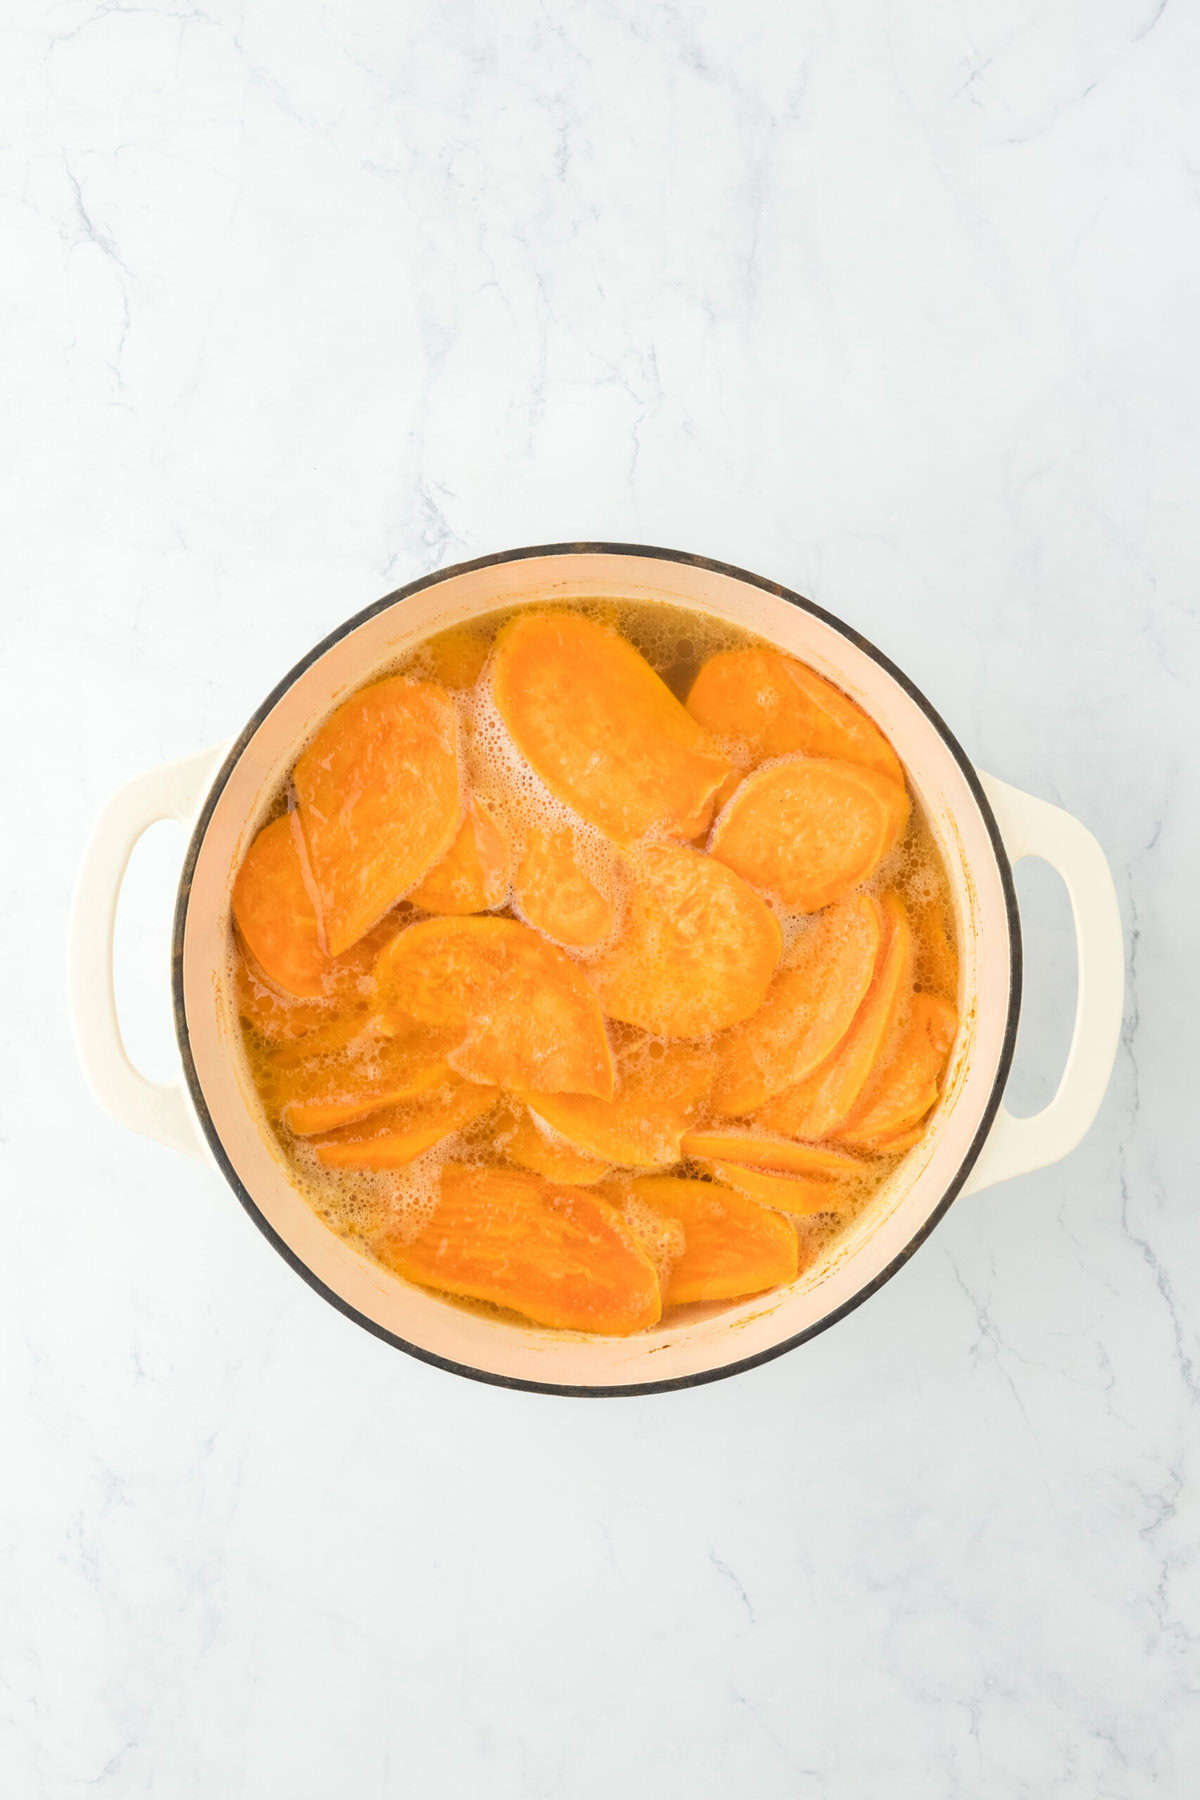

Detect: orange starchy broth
231,598,959,1328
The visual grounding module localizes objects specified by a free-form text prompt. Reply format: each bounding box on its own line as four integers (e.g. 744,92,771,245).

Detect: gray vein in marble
708,1548,755,1624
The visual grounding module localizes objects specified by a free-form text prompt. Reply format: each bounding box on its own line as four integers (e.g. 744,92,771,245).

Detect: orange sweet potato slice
588,846,781,1037
261,1007,389,1073
410,797,510,916
232,813,329,998
293,676,462,955
526,1089,683,1173
872,1124,927,1155
375,916,614,1098
491,611,731,842
711,893,883,1114
269,1020,456,1136
614,1187,687,1281
687,647,903,785
681,1129,866,1179
835,993,958,1149
495,1107,612,1185
708,1161,857,1217
525,1036,712,1170
706,766,747,818
757,893,914,1140
234,903,404,1035
377,1164,661,1333
611,1029,716,1109
424,623,493,689
911,890,958,999
514,827,614,948
709,756,909,912
622,1175,799,1306
310,1080,499,1169
235,948,339,1043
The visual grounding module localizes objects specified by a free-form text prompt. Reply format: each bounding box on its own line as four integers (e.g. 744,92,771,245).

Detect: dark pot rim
171,541,1022,1398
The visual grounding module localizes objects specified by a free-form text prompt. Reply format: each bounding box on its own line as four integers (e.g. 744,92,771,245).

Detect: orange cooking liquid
231,599,959,1334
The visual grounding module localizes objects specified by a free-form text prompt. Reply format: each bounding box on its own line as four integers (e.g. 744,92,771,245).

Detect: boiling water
233,598,959,1303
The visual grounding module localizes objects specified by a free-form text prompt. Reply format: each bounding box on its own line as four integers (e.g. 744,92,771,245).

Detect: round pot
70,544,1124,1395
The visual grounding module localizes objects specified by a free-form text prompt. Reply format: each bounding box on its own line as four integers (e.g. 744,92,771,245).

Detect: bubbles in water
620,1190,686,1287
228,594,958,1301
456,668,622,931
288,1133,458,1247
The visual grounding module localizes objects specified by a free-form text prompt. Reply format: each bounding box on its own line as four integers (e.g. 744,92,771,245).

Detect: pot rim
171,541,1022,1398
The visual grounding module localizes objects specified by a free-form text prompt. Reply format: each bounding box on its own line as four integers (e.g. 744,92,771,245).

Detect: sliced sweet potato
495,1107,612,1186
330,911,412,995
911,889,958,999
872,1124,927,1155
514,827,614,948
232,813,328,998
681,1129,867,1179
711,893,883,1114
588,846,781,1037
377,1164,662,1333
269,1020,457,1136
525,1037,712,1170
375,916,614,1098
260,1007,388,1073
310,1081,499,1168
835,993,958,1149
615,1186,688,1280
490,611,731,842
707,767,747,818
235,948,338,1043
708,1161,857,1216
757,893,914,1140
622,1175,799,1306
234,901,401,1036
425,623,493,689
526,1090,682,1173
610,1029,716,1110
410,797,510,916
686,647,903,784
293,676,463,955
709,756,909,912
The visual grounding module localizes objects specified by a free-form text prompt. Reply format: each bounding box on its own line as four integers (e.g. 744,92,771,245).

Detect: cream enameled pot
70,546,1124,1395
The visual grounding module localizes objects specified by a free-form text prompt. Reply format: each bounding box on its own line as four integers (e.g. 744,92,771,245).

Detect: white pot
70,546,1124,1395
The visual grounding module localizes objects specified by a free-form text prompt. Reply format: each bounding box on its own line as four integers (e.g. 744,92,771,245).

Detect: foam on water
620,1191,687,1288
287,1105,513,1248
229,596,959,1310
456,669,623,939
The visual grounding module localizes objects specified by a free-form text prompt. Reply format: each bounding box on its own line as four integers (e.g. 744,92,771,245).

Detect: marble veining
3,1,1198,1794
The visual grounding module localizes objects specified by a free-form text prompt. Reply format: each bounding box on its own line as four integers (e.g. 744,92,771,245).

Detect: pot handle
962,773,1124,1195
69,745,226,1157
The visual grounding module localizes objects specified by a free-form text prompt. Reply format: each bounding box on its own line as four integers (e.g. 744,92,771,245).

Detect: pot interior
176,548,1016,1392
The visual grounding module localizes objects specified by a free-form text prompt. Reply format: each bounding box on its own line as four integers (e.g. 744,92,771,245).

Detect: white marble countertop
5,2,1197,1794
